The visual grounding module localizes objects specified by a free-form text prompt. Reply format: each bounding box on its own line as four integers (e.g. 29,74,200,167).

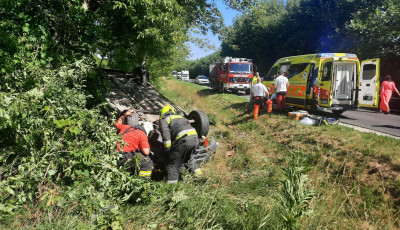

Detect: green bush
0,59,149,228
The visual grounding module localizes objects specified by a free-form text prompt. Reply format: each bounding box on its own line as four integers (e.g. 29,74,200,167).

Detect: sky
188,1,240,60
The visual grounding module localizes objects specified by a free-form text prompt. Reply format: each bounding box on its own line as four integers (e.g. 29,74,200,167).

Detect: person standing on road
379,75,400,114
159,105,202,184
115,110,153,178
252,72,261,85
251,77,269,120
274,71,289,111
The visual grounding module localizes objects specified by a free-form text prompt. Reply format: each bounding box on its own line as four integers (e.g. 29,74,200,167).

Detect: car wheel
188,110,209,138
126,114,139,126
245,89,251,95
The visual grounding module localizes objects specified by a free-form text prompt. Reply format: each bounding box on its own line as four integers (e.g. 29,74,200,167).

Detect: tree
220,0,400,77
188,50,222,78
0,0,224,78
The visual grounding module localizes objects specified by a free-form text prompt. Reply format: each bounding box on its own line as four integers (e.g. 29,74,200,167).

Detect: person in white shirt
250,77,269,120
274,71,289,110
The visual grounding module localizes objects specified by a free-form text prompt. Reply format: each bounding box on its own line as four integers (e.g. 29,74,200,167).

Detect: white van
181,70,189,82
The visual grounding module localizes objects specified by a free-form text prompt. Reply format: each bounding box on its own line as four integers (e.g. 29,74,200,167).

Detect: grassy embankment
146,78,400,229
6,78,400,229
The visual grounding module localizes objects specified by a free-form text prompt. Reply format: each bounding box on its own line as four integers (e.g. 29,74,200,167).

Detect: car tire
126,114,139,126
245,89,251,95
188,110,209,138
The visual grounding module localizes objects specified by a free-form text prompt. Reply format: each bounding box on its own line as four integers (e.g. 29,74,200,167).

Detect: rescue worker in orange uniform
159,105,203,184
115,110,153,178
247,72,261,112
250,77,269,120
274,71,289,111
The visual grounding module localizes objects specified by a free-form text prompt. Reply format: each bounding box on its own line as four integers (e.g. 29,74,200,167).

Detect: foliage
221,0,400,77
0,0,223,79
91,0,223,74
0,58,152,227
187,50,222,78
0,0,94,71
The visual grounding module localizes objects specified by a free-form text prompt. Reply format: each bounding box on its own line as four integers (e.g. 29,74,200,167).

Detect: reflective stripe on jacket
160,112,197,150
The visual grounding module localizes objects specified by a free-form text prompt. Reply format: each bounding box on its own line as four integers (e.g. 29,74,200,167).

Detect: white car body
195,75,210,85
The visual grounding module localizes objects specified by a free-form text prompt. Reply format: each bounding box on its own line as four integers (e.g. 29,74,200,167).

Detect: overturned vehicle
120,108,218,177
105,71,217,178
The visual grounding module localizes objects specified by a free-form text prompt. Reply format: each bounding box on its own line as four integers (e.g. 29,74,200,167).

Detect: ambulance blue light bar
316,53,357,58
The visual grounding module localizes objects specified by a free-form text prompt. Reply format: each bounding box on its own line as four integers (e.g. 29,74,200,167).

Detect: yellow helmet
160,105,175,118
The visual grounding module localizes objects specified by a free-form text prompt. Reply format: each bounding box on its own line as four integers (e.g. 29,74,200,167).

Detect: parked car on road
195,75,210,85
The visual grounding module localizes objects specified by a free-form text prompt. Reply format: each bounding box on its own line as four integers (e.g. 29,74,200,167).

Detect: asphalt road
337,109,400,138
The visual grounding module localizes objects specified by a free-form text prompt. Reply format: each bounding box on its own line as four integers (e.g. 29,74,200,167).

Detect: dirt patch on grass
359,161,400,204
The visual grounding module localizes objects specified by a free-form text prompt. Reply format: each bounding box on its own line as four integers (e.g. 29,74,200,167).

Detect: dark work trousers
166,135,199,183
118,151,153,177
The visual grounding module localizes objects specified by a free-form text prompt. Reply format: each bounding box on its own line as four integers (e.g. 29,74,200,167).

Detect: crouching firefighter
115,110,153,178
159,105,203,184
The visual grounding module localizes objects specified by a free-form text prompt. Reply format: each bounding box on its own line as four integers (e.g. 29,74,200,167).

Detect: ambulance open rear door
317,58,334,107
358,59,380,108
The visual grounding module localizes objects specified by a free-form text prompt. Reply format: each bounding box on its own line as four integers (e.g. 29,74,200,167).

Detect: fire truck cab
209,57,254,95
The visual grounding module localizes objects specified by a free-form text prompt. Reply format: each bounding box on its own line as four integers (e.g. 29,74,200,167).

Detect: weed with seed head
277,150,315,229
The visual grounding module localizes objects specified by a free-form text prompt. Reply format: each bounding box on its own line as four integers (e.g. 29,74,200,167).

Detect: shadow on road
371,125,400,130
357,107,400,115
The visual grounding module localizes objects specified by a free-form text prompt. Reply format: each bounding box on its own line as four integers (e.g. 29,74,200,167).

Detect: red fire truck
209,57,254,95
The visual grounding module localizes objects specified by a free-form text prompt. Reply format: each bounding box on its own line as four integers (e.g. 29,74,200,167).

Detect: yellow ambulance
263,53,380,115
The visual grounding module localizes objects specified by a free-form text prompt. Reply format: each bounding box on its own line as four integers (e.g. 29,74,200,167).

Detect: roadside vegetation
156,79,400,229
2,0,400,229
2,75,400,229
